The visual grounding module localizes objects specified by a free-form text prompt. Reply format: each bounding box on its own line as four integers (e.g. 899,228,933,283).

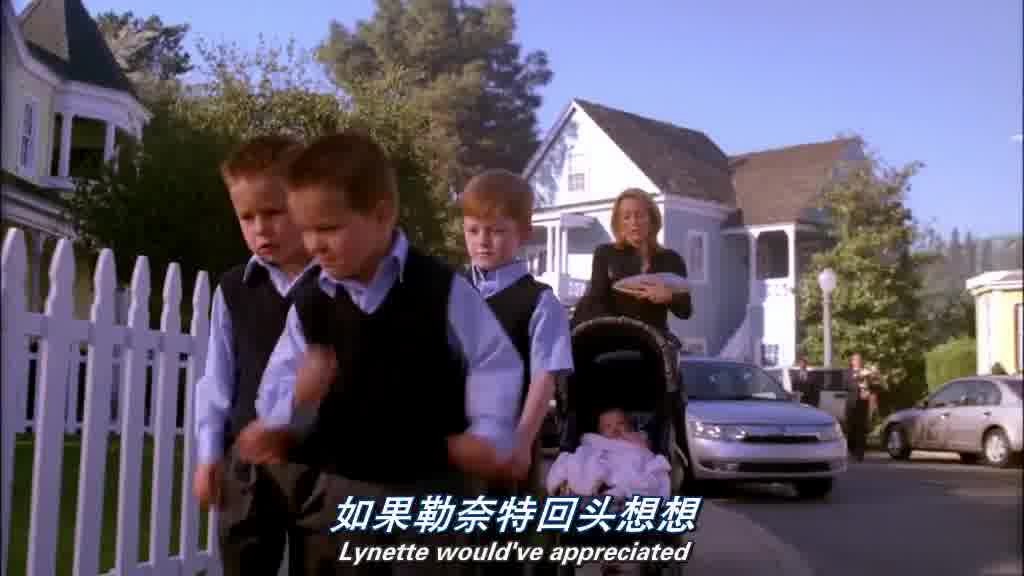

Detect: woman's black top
575,243,692,331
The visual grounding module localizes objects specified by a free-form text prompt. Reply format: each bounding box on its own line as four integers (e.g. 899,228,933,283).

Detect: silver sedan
881,376,1023,467
679,357,848,499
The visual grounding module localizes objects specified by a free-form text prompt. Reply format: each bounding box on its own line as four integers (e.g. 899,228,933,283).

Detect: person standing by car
846,353,876,461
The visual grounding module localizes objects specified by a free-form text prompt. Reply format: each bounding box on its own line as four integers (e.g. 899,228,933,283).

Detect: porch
524,211,607,306
719,224,831,367
45,111,139,189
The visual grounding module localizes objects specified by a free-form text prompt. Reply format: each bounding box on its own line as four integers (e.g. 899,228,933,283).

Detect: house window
20,99,38,173
687,230,707,283
568,152,586,192
680,338,707,356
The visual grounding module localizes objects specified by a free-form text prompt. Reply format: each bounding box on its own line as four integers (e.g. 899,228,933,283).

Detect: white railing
2,227,221,576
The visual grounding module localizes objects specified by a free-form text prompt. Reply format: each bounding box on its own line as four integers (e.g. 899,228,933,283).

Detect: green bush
925,338,976,391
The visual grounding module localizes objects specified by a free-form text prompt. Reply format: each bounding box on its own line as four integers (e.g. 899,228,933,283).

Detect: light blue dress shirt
257,230,525,460
193,256,319,465
469,260,575,379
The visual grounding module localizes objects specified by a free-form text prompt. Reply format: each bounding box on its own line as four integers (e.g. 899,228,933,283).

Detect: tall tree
979,238,994,272
65,39,459,312
799,153,930,410
948,227,963,292
316,0,553,188
964,231,977,276
96,11,192,102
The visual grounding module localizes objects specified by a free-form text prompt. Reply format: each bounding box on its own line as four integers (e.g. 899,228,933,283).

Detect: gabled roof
18,0,135,96
726,138,861,227
574,99,736,206
966,269,1023,294
527,98,861,227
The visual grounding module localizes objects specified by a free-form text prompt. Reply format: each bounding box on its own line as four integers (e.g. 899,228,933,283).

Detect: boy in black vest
237,131,528,575
460,170,574,573
192,135,319,575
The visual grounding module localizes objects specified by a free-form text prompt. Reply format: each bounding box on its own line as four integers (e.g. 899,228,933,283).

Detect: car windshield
682,361,790,401
1006,379,1023,400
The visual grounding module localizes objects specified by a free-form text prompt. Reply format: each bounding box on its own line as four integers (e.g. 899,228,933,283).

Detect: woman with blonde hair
573,188,692,333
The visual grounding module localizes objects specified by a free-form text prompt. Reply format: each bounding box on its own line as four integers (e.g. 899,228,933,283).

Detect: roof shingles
18,0,136,96
571,98,860,227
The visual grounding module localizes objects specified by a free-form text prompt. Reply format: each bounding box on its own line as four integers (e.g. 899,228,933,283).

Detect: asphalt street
711,451,1023,576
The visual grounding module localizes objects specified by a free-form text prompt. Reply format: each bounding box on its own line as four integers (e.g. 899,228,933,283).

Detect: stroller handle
570,315,682,394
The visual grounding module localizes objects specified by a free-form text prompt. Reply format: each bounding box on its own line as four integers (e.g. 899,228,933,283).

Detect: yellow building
967,269,1023,375
2,0,148,315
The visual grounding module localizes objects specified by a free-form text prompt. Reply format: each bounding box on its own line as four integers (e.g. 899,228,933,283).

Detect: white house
522,98,864,367
2,0,149,311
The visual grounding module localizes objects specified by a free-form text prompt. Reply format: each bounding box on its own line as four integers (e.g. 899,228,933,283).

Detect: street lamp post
818,268,837,367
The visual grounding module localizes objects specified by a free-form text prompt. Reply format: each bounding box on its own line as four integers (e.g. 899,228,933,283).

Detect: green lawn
6,433,211,576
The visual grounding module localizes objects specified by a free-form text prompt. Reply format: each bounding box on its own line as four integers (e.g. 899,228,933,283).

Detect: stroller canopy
561,316,683,455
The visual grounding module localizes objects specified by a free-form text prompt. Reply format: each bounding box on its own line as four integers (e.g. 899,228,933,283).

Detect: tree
979,238,993,272
798,153,930,411
316,0,553,187
948,227,963,293
964,231,977,276
96,11,192,102
65,39,460,315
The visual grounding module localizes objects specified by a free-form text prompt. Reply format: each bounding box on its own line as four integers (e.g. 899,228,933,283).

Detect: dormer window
568,151,586,192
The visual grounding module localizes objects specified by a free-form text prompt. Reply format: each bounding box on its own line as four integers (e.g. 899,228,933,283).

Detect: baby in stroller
545,406,671,499
544,317,687,576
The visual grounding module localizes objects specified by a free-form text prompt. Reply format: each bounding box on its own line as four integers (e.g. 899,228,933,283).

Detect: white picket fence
1,227,222,576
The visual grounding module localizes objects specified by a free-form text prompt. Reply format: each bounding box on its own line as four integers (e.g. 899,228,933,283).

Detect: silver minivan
880,376,1023,467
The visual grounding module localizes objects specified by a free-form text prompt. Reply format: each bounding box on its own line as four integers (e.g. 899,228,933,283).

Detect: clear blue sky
21,0,1023,237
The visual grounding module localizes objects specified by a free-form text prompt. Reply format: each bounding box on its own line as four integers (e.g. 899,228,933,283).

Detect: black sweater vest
220,262,314,449
292,248,467,484
480,273,550,402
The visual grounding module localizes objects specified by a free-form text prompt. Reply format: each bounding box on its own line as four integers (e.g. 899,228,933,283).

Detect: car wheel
885,425,911,460
794,478,833,500
959,452,980,465
982,428,1012,468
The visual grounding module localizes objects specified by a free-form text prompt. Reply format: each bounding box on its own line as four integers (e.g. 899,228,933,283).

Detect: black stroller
547,316,688,576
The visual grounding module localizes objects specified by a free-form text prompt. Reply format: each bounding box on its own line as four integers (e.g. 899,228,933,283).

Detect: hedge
925,337,976,391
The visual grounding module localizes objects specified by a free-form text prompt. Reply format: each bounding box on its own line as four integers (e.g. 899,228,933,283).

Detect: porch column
545,224,555,274
551,223,562,277
560,226,569,275
58,113,73,178
748,231,762,365
103,122,116,163
748,231,760,304
787,225,798,365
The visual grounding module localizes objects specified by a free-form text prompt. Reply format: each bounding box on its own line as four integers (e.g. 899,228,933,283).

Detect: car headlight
818,422,844,442
691,421,748,442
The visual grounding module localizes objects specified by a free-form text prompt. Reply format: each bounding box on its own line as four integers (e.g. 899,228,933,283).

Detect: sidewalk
685,502,815,576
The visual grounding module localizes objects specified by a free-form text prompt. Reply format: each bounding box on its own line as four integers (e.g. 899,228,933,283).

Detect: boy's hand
192,461,222,508
295,344,337,408
501,445,532,482
449,433,530,482
237,420,293,464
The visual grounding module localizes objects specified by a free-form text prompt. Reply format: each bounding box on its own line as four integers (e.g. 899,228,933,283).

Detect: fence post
150,263,181,571
1,229,29,575
116,256,151,575
180,271,209,574
26,239,76,576
72,248,118,575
